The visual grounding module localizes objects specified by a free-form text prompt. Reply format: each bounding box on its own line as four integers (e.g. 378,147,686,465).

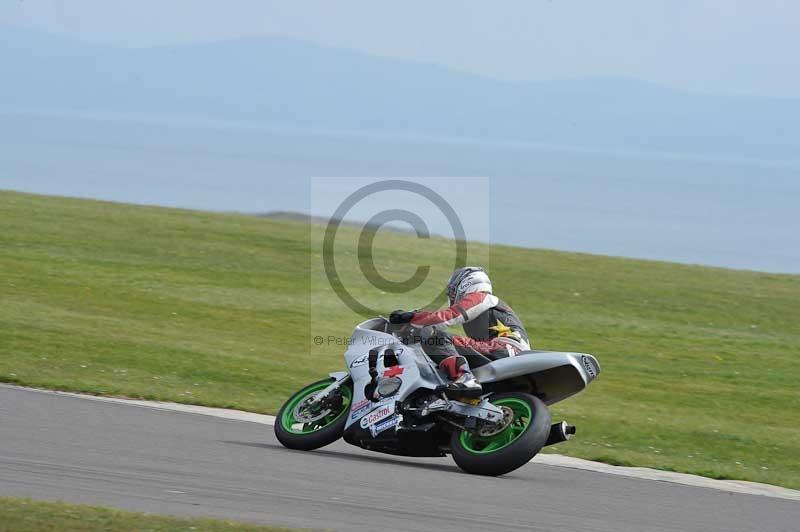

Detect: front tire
274,378,352,451
451,392,551,476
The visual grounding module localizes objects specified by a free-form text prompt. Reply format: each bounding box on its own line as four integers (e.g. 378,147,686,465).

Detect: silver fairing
343,318,602,432
473,350,601,405
343,318,445,430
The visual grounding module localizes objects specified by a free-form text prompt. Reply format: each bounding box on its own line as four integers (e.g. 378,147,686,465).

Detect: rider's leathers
409,291,530,362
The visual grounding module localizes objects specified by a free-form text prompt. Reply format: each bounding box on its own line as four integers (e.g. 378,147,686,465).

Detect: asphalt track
0,386,797,531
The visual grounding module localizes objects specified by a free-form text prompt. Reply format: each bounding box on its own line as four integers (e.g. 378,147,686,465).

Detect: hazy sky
2,1,799,98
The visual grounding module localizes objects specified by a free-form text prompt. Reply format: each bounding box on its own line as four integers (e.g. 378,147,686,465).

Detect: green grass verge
1,190,798,489
0,497,300,532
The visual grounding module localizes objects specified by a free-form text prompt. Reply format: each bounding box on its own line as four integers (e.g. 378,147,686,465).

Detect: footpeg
420,398,449,416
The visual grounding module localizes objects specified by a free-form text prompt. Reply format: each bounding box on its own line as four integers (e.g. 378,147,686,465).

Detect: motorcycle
275,317,601,476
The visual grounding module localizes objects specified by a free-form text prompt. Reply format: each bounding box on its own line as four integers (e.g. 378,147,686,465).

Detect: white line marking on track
2,383,798,502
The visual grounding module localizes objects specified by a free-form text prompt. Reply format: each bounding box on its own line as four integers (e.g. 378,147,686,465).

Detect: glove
389,309,415,324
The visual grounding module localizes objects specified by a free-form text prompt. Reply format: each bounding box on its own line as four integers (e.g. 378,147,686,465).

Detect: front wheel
451,392,551,476
274,378,352,451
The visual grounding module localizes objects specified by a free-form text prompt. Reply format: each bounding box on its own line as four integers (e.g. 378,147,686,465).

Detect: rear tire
274,378,352,451
450,392,550,476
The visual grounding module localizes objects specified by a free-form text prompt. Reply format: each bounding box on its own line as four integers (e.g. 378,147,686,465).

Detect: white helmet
447,267,492,305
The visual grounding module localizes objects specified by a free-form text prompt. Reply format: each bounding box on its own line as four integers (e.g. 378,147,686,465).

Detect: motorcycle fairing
473,351,601,405
343,321,443,431
340,319,448,455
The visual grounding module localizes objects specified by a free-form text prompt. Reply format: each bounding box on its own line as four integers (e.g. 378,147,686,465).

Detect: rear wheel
274,378,352,451
450,392,550,476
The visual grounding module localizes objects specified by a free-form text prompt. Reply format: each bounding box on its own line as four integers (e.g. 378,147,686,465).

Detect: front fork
308,371,351,405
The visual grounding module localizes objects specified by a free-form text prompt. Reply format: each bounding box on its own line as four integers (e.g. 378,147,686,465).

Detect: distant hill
259,211,431,236
2,23,799,161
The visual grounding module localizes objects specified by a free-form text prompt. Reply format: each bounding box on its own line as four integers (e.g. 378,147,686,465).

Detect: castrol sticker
359,403,395,429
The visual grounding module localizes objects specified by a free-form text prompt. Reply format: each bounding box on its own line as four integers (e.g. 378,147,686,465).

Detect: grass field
1,190,798,488
0,497,299,532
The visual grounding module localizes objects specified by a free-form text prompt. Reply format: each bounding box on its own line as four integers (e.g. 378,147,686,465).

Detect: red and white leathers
410,291,531,361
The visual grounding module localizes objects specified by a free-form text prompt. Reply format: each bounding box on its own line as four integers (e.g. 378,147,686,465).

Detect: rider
390,267,530,396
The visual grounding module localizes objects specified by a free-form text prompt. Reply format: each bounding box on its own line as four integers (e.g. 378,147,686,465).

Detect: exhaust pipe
545,421,576,446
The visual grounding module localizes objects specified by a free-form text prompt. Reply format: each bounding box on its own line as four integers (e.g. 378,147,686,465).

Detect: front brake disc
292,395,333,424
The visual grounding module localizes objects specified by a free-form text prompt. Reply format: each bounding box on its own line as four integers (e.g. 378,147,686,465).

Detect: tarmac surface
0,385,797,531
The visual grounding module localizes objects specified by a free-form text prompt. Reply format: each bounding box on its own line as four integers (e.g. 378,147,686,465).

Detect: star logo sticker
488,319,519,339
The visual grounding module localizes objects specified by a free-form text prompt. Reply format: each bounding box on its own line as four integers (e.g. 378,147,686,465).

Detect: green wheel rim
280,381,352,435
458,397,533,454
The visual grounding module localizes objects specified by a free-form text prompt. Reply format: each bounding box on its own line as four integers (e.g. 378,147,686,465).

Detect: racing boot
439,355,483,398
